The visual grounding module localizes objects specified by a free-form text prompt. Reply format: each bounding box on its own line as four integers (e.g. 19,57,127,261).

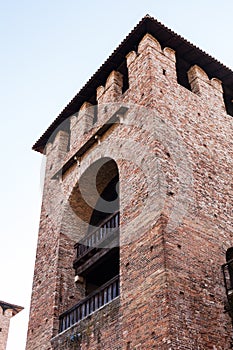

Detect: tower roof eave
32,14,233,153
0,300,24,316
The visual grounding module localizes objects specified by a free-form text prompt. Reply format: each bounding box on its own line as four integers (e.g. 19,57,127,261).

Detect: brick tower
26,16,233,349
0,301,23,350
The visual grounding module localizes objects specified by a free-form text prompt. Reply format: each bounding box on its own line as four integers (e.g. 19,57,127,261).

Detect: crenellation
46,130,69,173
79,101,95,131
105,70,123,92
124,34,179,100
96,85,105,101
95,71,123,125
126,50,137,68
188,65,226,112
70,114,78,137
137,33,162,54
187,64,210,96
97,70,123,105
161,47,177,83
70,102,95,150
125,36,162,98
126,50,138,90
163,47,176,62
211,77,223,93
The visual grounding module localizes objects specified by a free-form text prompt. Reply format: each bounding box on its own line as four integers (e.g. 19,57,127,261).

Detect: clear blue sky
1,1,232,349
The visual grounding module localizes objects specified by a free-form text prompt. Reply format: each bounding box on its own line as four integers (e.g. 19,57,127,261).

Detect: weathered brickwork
27,16,233,349
51,299,121,349
0,308,11,350
0,302,23,350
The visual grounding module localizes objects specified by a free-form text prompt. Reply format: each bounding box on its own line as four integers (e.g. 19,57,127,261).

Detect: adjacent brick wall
0,308,12,350
0,303,23,350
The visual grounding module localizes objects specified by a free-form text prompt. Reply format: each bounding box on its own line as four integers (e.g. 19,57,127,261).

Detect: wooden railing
59,276,119,333
74,211,120,262
222,259,233,312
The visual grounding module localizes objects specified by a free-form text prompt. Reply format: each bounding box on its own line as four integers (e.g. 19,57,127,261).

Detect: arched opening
71,158,120,297
88,174,119,228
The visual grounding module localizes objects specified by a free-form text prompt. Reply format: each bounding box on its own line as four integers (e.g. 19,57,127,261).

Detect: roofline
0,300,24,316
33,14,233,153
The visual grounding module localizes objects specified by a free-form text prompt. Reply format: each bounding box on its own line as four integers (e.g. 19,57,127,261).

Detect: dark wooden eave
0,300,24,316
33,14,233,153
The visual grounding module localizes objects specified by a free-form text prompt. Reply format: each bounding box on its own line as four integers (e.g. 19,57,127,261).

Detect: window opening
176,55,191,91
118,59,129,94
223,85,233,117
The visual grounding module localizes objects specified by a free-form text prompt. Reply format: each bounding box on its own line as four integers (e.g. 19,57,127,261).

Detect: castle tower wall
27,16,233,349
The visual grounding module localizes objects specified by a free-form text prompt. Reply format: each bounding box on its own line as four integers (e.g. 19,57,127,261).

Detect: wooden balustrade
74,211,120,263
59,275,119,332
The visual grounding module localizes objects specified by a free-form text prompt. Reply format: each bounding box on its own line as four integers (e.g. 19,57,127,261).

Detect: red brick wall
0,308,12,350
27,30,233,349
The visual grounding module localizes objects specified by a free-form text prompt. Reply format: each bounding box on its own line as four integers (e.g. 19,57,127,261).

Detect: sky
0,1,233,349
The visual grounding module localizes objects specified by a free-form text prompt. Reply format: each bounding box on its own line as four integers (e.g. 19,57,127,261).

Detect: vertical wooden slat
99,291,103,308
113,281,117,298
94,294,99,310
103,288,108,304
108,284,112,301
59,276,119,333
76,212,119,261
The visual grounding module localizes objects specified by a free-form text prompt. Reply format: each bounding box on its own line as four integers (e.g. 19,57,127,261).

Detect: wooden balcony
59,275,119,333
222,259,233,314
73,211,119,272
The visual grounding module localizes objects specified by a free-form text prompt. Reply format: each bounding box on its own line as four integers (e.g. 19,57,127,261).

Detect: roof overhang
33,15,233,153
0,300,24,316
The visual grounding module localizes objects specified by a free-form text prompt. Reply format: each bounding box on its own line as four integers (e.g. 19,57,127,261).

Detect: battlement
67,33,179,153
64,32,231,155
70,102,95,146
126,33,177,94
32,15,233,154
188,65,225,111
